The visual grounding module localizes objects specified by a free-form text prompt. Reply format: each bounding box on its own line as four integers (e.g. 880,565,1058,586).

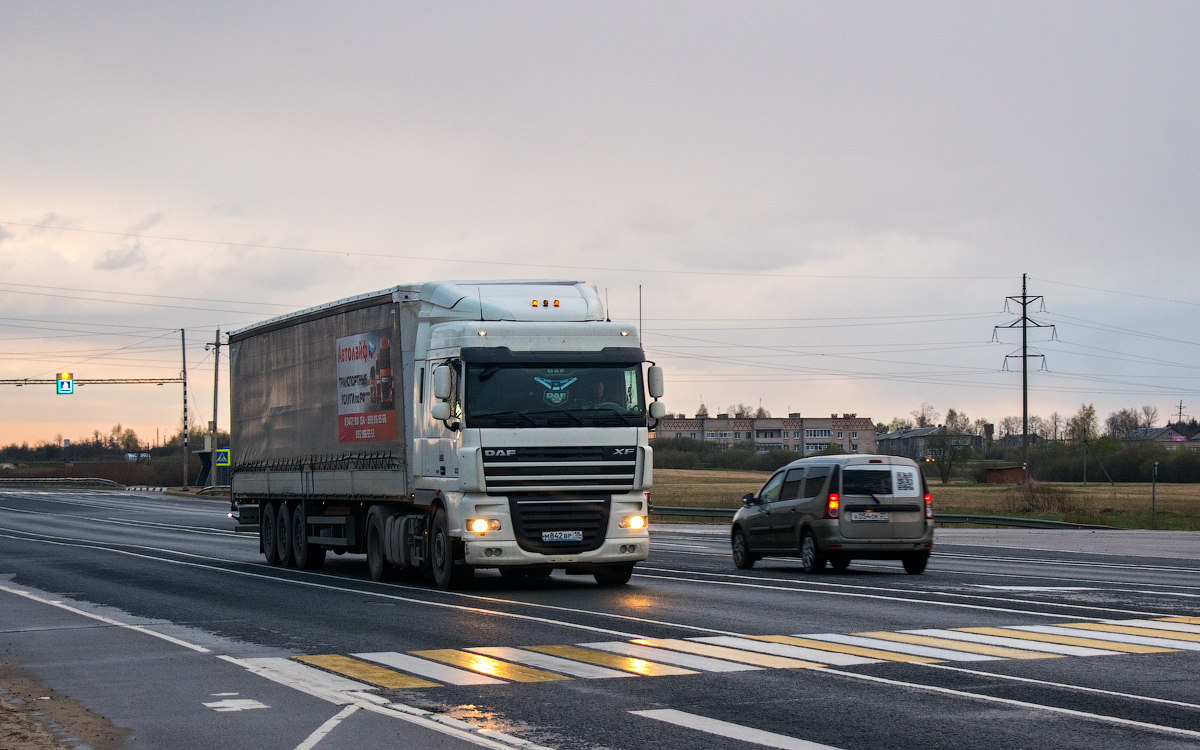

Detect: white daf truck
229,280,663,589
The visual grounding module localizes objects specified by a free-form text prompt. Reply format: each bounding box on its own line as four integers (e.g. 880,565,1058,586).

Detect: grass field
652,468,1200,530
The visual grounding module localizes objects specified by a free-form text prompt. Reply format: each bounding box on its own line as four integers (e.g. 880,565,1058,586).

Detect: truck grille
508,494,610,554
482,446,637,494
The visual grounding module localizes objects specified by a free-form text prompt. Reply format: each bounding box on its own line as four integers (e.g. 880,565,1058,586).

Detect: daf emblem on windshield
534,376,577,406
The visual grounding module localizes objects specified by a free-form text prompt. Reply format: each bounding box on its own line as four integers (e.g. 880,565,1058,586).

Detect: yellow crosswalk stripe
409,650,571,682
954,628,1176,654
294,655,441,689
1159,617,1200,626
524,645,696,676
1057,623,1200,642
855,632,1060,660
629,639,825,669
745,635,941,663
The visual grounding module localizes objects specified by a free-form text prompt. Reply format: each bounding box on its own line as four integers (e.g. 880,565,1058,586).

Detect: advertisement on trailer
336,329,397,443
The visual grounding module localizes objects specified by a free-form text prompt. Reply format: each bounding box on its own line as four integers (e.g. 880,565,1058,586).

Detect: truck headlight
619,515,646,530
468,518,501,534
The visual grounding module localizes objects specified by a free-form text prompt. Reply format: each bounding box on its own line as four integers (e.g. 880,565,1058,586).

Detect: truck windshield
465,363,646,428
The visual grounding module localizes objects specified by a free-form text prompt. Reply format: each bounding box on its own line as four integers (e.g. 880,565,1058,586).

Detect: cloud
0,225,11,244
94,241,146,270
128,212,164,234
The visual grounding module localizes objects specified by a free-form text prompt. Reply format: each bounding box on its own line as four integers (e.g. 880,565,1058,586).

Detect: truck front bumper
462,535,649,567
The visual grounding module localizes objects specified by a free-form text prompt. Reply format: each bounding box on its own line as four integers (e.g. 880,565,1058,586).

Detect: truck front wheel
593,563,634,586
431,508,473,590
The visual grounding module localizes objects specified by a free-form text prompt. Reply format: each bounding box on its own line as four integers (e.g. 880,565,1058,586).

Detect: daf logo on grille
484,449,517,457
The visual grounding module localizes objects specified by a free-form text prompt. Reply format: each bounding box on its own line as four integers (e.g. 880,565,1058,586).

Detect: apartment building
655,413,877,455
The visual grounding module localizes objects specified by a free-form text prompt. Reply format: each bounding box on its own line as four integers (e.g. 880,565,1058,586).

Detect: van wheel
732,529,756,570
594,564,634,586
261,502,280,565
431,508,474,590
830,555,850,570
291,503,326,571
276,502,294,567
902,553,929,575
800,531,826,574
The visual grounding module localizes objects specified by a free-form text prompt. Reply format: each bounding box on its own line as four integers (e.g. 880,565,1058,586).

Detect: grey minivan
730,455,934,574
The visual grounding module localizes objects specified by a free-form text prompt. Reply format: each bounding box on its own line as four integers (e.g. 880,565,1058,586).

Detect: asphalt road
2,489,1200,750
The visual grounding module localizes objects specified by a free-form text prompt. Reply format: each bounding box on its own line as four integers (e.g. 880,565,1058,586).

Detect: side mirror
433,365,452,401
648,401,666,419
647,366,664,399
742,493,757,506
431,402,452,421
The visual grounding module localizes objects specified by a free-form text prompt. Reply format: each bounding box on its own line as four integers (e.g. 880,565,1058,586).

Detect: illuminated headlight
468,518,501,534
619,515,646,530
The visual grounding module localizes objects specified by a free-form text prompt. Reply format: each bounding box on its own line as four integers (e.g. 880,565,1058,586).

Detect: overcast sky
1,1,1197,446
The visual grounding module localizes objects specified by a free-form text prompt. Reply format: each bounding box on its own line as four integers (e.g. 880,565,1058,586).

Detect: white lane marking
243,658,376,693
632,570,1132,620
580,642,760,672
935,549,1200,575
635,566,1170,618
904,629,1122,656
916,663,1200,710
799,634,999,662
814,666,1200,740
1111,619,1200,635
354,652,506,685
466,647,632,679
631,709,840,750
1011,625,1200,650
690,636,882,666
972,586,1097,591
210,692,239,696
0,584,211,653
204,698,269,712
294,705,359,750
860,558,1200,592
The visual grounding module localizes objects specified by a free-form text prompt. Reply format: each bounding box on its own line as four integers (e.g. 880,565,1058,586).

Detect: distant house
1125,426,1191,450
876,426,980,460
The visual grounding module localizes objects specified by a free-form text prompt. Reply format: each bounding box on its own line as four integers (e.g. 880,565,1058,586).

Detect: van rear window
843,469,893,496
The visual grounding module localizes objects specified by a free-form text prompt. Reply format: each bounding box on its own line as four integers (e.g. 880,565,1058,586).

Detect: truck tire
593,563,634,586
277,502,294,568
367,513,391,582
262,502,280,565
291,503,326,571
431,508,473,590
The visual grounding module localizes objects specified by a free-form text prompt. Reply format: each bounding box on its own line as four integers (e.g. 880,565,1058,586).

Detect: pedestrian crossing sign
215,449,230,466
56,372,74,394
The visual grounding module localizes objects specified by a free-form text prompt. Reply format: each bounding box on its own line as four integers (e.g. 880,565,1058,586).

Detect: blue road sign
56,372,74,395
215,449,231,466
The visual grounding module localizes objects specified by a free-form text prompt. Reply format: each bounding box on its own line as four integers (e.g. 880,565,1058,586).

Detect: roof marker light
478,331,486,336
553,300,560,307
532,300,538,307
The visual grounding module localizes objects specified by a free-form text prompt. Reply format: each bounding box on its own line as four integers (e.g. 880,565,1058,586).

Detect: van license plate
542,530,584,542
850,512,889,522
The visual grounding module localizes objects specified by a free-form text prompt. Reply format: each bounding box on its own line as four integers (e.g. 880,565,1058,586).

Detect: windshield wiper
847,489,884,504
469,410,537,426
589,407,635,426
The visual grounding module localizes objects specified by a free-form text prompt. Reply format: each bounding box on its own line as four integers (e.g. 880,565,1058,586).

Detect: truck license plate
542,530,584,542
850,512,889,522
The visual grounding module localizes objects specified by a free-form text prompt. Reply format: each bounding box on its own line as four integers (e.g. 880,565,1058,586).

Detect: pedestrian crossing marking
805,634,998,662
629,638,826,669
410,649,572,682
906,629,1122,656
581,641,760,672
1119,619,1200,636
745,635,942,663
295,655,440,689
525,645,697,676
854,632,1060,660
467,647,633,679
1060,623,1200,643
355,651,506,685
955,627,1177,654
1020,626,1200,651
692,636,882,666
1160,617,1200,625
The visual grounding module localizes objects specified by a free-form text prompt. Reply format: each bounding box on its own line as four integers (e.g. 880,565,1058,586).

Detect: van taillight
825,493,840,519
924,493,933,519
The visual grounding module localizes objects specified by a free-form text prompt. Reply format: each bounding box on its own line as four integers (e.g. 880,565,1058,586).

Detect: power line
0,281,296,308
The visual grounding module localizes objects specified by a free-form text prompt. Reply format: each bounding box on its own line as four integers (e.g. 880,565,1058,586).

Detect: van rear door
838,465,923,539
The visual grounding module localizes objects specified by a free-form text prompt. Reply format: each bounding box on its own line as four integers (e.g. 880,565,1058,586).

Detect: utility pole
994,274,1055,485
205,329,222,487
1152,461,1158,530
181,329,189,489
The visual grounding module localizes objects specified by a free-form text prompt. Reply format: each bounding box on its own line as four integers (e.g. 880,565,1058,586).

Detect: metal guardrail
197,485,231,496
649,504,1115,530
0,477,125,488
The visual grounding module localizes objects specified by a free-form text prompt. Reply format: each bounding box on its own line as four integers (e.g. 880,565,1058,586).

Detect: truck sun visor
458,347,645,364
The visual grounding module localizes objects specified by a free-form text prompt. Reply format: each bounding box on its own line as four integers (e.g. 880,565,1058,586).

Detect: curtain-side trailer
229,280,664,590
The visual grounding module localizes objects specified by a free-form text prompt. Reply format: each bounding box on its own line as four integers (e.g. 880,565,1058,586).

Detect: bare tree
695,403,708,417
1105,408,1140,437
944,408,971,432
971,418,991,437
927,430,972,485
888,417,915,433
753,406,771,418
911,403,939,428
999,415,1022,438
1068,403,1098,442
1141,405,1159,429
1029,415,1050,440
1048,412,1063,441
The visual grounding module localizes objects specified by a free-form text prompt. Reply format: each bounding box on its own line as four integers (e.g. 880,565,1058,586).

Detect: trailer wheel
367,513,390,582
291,503,326,571
261,502,280,565
431,508,473,590
277,502,294,568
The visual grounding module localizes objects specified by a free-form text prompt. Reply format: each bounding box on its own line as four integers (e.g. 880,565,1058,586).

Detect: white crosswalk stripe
690,636,882,666
242,657,375,693
579,641,761,672
799,634,1000,661
903,629,1123,656
1012,626,1200,650
1108,619,1200,636
354,651,505,685
467,647,632,679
